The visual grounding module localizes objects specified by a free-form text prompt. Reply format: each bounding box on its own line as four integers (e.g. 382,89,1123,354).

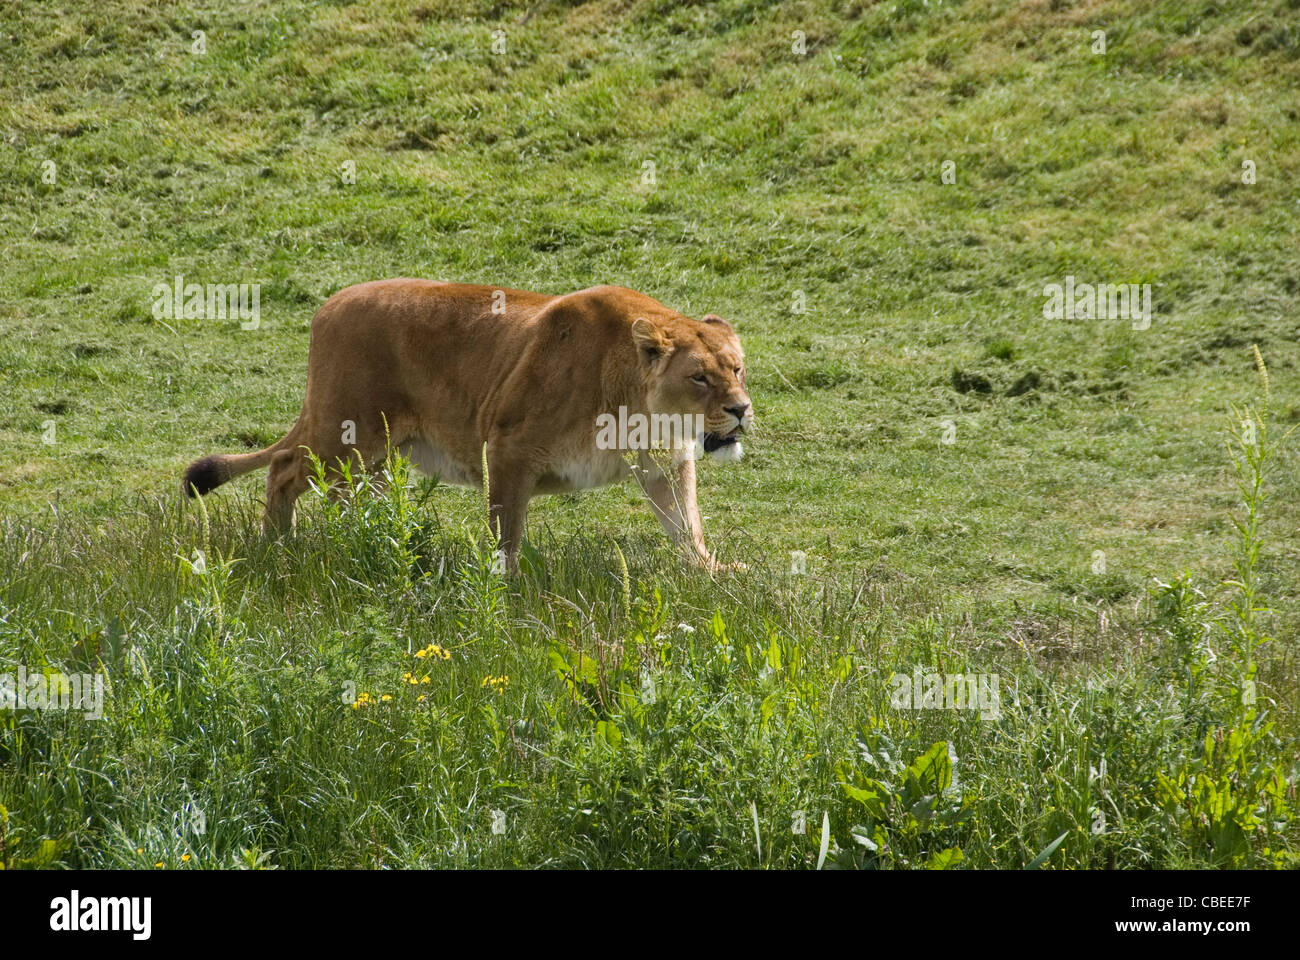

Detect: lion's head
631,312,753,462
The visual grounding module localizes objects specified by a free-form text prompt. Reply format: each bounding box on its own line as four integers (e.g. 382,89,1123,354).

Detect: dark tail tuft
182,455,228,497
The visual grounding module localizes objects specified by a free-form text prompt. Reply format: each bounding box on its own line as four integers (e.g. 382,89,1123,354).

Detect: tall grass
1,380,1294,868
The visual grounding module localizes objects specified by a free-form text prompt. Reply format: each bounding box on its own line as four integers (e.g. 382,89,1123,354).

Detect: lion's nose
726,403,750,423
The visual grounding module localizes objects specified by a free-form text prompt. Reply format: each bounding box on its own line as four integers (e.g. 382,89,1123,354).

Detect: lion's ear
701,313,733,331
631,317,672,363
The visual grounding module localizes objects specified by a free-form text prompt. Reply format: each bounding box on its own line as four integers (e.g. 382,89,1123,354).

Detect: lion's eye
691,375,709,387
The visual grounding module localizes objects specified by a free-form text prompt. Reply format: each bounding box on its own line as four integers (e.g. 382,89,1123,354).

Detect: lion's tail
182,442,283,498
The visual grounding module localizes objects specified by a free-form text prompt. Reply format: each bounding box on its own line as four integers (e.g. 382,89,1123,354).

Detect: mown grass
0,0,1298,867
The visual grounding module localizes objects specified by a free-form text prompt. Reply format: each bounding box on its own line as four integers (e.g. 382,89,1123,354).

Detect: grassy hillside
0,0,1297,868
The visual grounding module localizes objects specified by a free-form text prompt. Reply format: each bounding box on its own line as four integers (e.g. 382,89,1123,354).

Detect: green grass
1,0,1298,868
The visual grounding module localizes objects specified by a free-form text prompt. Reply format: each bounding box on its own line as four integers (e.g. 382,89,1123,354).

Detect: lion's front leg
637,451,735,572
486,450,535,576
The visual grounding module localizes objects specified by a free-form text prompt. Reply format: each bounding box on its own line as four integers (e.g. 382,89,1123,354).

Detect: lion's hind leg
264,447,312,533
262,418,402,532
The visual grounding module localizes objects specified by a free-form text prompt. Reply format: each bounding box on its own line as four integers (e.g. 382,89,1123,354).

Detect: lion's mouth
702,427,743,453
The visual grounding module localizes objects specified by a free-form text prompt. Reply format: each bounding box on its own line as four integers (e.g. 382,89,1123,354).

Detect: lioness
182,281,753,572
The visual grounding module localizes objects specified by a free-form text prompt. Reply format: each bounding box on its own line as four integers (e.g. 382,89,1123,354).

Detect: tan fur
182,281,753,572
